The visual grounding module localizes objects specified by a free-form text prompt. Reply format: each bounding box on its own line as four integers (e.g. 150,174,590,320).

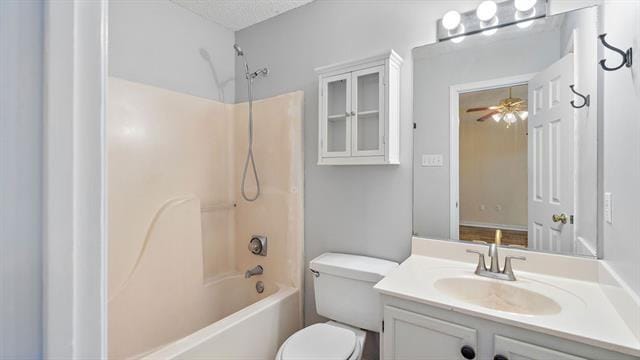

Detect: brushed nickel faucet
466,230,526,281
245,265,264,279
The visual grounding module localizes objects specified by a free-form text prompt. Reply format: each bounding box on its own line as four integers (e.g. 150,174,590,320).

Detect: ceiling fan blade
466,106,500,112
477,111,499,122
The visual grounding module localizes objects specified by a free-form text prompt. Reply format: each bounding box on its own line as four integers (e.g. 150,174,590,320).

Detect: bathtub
140,278,300,360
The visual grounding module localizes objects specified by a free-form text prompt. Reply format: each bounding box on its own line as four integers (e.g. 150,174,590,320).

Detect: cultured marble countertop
374,243,640,357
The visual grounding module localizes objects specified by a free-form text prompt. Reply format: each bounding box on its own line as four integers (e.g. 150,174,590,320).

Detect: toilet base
275,321,367,360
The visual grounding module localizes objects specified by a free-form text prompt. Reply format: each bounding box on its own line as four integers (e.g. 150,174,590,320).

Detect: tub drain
256,281,264,294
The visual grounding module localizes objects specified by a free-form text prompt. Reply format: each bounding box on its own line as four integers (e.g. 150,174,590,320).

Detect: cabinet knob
460,345,476,359
494,355,508,360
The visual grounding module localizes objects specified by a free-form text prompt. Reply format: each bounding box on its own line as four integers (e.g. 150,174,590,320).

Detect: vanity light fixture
436,0,547,42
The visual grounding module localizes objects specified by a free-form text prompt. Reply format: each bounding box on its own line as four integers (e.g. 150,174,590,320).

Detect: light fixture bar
437,0,547,42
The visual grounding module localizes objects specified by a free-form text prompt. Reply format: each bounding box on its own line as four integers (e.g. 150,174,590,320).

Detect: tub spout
245,265,263,279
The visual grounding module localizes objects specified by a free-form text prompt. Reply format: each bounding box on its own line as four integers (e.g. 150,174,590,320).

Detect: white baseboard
460,221,527,232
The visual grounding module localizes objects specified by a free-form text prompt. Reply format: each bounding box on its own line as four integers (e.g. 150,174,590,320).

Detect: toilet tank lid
310,253,398,283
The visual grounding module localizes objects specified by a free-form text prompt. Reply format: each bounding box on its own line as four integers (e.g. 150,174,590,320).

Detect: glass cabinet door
351,66,385,156
321,73,351,157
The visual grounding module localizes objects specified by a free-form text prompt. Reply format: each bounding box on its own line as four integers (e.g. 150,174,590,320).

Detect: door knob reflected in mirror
552,213,568,224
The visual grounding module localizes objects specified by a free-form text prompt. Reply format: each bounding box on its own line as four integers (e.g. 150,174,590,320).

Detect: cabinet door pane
323,74,351,157
327,115,347,152
353,66,384,156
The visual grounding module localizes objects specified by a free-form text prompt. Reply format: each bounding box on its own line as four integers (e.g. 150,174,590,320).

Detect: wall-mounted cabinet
315,51,403,165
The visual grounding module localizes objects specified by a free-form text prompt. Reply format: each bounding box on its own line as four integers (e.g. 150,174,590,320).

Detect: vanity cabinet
383,305,477,360
315,51,402,165
380,295,636,360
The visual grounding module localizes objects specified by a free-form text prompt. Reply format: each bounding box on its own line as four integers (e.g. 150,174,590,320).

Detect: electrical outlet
421,154,444,167
604,192,612,224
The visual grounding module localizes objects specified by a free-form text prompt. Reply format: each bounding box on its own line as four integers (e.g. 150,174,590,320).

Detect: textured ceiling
170,0,315,31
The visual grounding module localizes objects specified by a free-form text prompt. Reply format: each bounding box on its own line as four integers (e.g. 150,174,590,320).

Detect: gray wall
109,0,235,102
0,1,43,358
602,0,640,295
413,29,561,239
235,0,478,324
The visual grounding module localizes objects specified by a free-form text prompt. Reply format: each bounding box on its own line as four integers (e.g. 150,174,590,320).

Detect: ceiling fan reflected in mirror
466,86,528,126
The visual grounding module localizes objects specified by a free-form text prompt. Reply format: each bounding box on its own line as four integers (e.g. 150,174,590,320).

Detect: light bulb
504,112,517,124
442,10,461,30
515,0,537,12
451,35,466,43
483,28,498,36
517,19,534,28
492,113,503,122
518,111,529,120
476,1,497,22
515,6,536,28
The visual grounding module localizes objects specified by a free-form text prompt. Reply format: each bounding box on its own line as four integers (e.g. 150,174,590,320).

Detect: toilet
276,253,398,360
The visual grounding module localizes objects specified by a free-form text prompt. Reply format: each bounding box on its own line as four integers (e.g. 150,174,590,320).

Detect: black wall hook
569,85,590,109
599,33,632,71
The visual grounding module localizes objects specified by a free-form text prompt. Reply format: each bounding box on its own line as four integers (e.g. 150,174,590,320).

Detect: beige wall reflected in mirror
458,85,528,247
413,6,599,258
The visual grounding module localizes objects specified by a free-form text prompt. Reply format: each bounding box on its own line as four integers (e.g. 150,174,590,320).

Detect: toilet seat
278,323,359,360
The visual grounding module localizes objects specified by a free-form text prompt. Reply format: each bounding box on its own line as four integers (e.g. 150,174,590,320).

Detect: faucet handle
502,255,526,280
466,249,487,272
505,255,527,263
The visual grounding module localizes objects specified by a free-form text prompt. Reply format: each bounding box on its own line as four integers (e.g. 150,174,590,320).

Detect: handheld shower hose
234,44,267,202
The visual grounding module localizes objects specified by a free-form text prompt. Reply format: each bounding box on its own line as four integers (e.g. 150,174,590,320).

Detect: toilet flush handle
309,268,320,277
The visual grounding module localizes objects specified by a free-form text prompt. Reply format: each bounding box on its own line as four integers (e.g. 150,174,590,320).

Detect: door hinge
382,320,384,332
413,122,417,129
570,215,574,224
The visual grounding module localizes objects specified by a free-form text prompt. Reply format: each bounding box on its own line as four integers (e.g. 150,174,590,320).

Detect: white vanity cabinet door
494,335,587,360
383,306,478,360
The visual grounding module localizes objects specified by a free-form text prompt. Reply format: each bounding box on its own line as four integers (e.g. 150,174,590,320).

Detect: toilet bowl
275,253,398,360
275,321,366,360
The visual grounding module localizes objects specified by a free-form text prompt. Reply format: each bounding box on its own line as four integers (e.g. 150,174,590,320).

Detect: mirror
412,6,599,257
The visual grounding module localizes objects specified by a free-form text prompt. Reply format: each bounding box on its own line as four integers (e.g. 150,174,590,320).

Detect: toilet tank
310,253,398,332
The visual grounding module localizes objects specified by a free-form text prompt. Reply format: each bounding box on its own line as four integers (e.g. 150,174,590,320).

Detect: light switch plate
604,192,612,224
422,154,444,167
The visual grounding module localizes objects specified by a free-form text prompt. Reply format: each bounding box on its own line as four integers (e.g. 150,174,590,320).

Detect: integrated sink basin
434,277,562,315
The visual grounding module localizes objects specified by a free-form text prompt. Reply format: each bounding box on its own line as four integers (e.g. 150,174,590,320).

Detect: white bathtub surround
107,78,304,358
374,237,640,357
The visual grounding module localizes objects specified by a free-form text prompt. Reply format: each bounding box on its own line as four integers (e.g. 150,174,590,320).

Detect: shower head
233,44,244,56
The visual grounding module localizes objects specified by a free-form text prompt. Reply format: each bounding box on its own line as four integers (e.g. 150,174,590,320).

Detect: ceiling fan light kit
437,0,546,42
466,86,528,127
